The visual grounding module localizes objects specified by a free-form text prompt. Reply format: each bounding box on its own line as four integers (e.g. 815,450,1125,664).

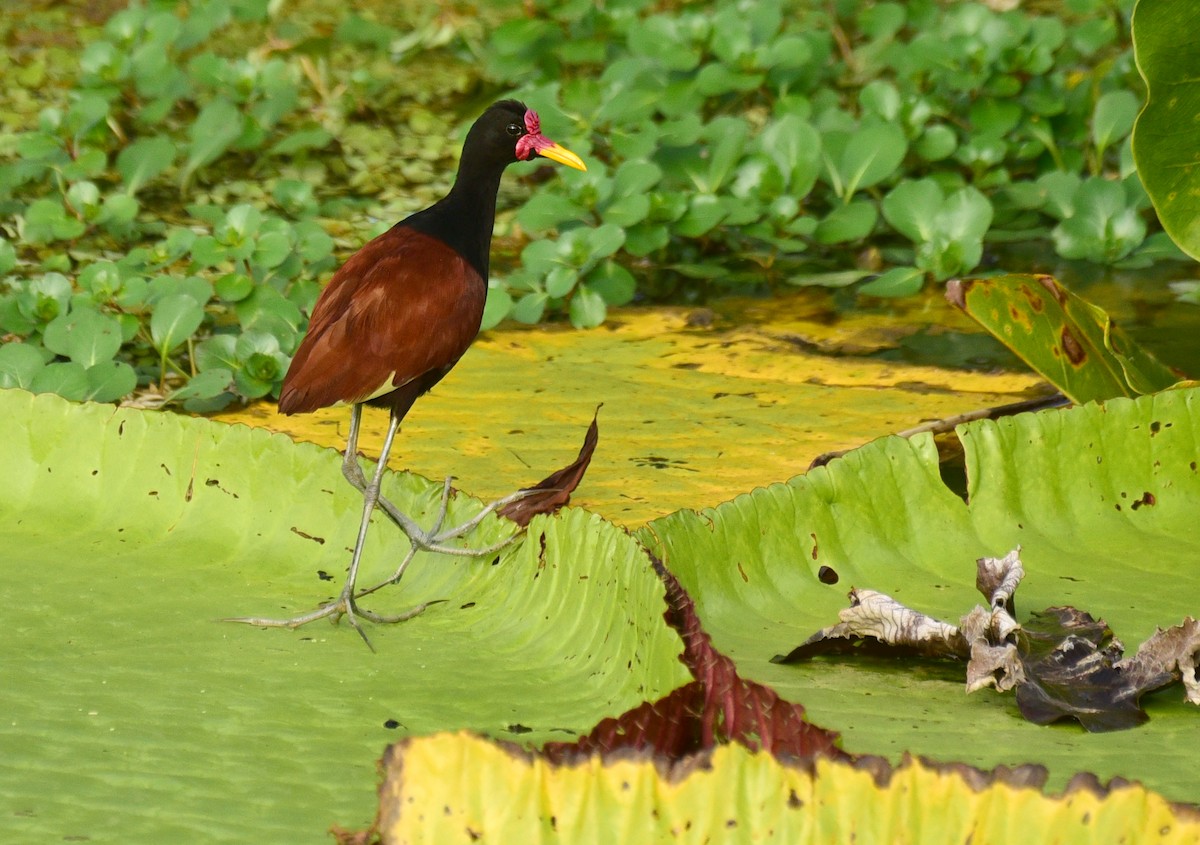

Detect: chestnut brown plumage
230,100,586,645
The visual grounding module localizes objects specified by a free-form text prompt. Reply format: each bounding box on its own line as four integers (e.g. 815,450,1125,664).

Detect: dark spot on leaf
549,816,557,832
944,278,967,309
460,602,476,609
317,570,334,582
118,421,125,436
147,490,158,497
1019,284,1045,313
204,478,239,498
491,556,501,566
713,391,756,399
290,527,326,545
160,463,171,476
466,828,480,841
383,719,401,729
672,362,701,369
787,789,803,809
505,724,532,734
810,532,819,560
1131,492,1156,510
1060,328,1085,365
91,469,98,476
1150,421,1161,435
737,562,748,583
818,566,839,585
1036,274,1069,305
726,819,737,828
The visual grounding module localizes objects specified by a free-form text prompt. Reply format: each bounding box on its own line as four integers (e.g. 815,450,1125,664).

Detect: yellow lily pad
215,290,1044,525
370,731,1200,844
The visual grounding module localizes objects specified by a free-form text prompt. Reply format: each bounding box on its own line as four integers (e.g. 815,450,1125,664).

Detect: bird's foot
375,477,533,556
225,592,435,650
350,483,532,600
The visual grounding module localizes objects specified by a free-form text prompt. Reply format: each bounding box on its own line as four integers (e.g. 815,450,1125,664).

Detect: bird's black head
406,100,587,281
461,99,587,172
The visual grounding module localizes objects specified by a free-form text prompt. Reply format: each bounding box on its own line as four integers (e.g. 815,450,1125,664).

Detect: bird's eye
505,122,523,136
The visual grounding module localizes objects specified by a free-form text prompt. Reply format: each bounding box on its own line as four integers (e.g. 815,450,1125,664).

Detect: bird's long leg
329,410,404,646
340,406,527,557
340,402,370,490
227,412,408,649
231,407,531,640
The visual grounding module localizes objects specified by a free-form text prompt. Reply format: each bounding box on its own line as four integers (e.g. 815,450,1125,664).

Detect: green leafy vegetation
0,0,1184,407
486,0,1177,317
0,0,483,410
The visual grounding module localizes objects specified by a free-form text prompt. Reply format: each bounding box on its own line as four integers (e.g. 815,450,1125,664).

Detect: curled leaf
776,549,1200,732
498,408,600,527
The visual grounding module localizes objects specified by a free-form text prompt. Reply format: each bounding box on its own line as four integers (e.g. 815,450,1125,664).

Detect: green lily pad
0,389,688,842
1132,0,1200,260
640,387,1200,801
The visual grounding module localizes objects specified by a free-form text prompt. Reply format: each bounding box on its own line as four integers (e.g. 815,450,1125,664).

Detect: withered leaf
775,548,1200,732
498,407,600,527
772,589,967,664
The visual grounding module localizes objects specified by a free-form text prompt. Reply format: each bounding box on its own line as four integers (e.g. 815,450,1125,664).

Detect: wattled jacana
232,100,586,641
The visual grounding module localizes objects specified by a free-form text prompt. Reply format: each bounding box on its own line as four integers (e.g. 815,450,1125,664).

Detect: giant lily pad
0,388,689,842
1133,0,1200,261
640,387,1200,800
217,296,1043,525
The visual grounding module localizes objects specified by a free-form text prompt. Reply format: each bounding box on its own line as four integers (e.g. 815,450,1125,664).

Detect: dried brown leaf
498,407,600,527
775,549,1200,732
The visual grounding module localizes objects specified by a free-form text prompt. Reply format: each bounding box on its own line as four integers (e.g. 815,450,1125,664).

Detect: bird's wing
278,227,487,415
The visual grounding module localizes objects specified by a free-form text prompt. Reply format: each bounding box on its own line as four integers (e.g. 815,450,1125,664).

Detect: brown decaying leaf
771,589,967,663
775,548,1200,732
542,554,844,763
497,407,600,527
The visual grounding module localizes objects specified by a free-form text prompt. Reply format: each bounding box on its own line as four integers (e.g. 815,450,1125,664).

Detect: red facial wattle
515,109,548,160
515,109,587,171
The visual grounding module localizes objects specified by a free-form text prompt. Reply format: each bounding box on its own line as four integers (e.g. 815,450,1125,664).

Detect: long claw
232,404,535,645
